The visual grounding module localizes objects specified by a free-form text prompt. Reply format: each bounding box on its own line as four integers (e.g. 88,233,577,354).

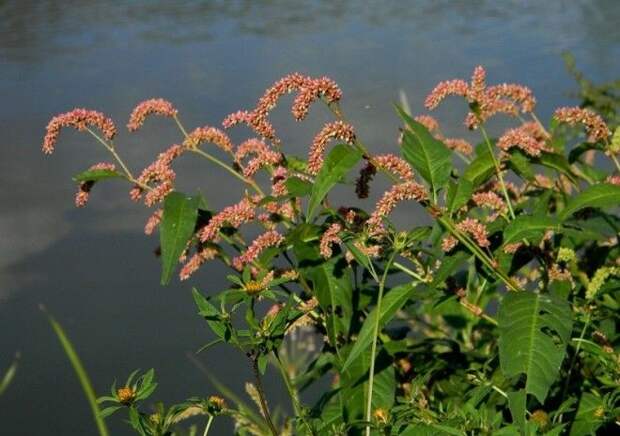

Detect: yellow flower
116,386,136,405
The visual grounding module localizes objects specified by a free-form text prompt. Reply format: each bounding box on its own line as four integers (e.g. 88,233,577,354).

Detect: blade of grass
0,352,19,396
42,306,109,436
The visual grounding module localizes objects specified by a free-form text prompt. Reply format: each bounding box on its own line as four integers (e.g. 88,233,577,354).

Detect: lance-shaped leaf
396,106,452,196
307,144,362,222
341,284,414,372
502,215,561,246
446,179,473,215
559,183,620,221
160,192,200,285
73,168,123,183
498,292,572,403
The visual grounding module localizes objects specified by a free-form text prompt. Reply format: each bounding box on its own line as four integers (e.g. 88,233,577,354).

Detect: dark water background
0,1,619,434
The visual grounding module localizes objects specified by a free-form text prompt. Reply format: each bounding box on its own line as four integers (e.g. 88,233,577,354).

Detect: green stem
250,356,278,436
202,415,214,436
609,152,620,173
365,252,397,436
559,311,592,422
85,128,150,190
478,124,515,219
172,114,266,197
274,353,315,435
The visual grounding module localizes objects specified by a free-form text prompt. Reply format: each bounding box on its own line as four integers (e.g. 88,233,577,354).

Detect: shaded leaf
503,215,561,245
341,284,414,372
559,183,620,220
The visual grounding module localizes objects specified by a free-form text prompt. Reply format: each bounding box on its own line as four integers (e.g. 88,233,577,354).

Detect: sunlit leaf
160,192,200,285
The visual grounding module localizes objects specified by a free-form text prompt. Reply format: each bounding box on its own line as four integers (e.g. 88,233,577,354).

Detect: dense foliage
40,64,620,435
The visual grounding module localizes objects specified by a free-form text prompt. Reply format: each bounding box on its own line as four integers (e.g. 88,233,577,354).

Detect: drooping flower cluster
144,209,163,235
472,190,507,220
183,126,233,152
319,223,343,258
425,66,536,129
234,139,282,177
455,218,490,248
43,108,117,154
253,73,342,121
127,98,178,132
222,110,278,143
308,121,356,174
554,106,610,143
131,144,184,206
179,247,219,281
232,230,284,271
367,182,428,236
372,154,414,182
199,197,256,242
223,73,343,146
497,121,551,157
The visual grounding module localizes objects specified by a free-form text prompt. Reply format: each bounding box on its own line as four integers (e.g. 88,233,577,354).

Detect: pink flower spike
456,218,490,248
199,198,256,242
308,121,356,175
414,115,440,133
144,209,163,235
183,126,233,152
127,98,177,132
424,79,468,110
367,182,428,236
43,108,117,154
235,138,282,178
554,106,610,143
497,122,550,157
179,247,219,281
232,230,284,271
319,223,343,258
373,154,414,181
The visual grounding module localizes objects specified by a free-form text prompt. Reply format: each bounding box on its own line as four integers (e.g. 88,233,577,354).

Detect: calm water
1,1,619,434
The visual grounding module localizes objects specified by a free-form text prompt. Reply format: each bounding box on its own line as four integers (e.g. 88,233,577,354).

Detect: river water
0,1,619,434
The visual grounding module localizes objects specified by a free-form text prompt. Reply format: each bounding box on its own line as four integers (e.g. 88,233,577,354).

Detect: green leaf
307,144,362,221
397,106,452,196
508,150,535,180
293,243,353,347
192,288,227,340
507,389,527,432
446,179,473,215
73,168,123,183
569,392,605,436
0,354,18,396
498,292,572,403
45,309,110,436
284,177,312,197
463,152,495,187
502,215,561,245
535,153,578,185
341,284,414,372
431,251,470,288
559,183,620,221
160,192,200,285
